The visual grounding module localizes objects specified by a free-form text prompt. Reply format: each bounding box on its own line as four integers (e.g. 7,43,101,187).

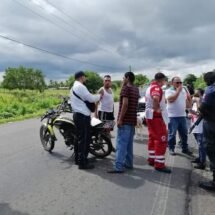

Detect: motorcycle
39,96,114,158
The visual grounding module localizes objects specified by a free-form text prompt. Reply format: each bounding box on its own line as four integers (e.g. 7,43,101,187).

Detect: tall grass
0,87,121,124
0,89,69,124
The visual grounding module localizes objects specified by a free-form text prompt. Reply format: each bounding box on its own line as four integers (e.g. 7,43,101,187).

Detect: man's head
154,72,167,86
123,72,135,86
171,76,182,89
74,71,86,83
103,75,112,89
204,71,215,86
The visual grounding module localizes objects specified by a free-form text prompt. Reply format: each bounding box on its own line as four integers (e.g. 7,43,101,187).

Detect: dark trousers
203,120,215,172
73,112,91,165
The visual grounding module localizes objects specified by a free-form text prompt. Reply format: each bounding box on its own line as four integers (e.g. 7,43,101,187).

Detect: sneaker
148,162,154,166
79,163,95,170
191,158,200,163
194,163,206,170
199,181,215,191
169,149,176,156
182,150,193,156
155,167,172,174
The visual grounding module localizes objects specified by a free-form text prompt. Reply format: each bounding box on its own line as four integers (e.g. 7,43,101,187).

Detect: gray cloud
1,0,215,81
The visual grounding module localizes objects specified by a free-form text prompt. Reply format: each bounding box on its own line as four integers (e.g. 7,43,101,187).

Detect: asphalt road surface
0,113,195,215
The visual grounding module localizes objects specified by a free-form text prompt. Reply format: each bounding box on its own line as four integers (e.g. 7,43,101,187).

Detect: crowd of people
70,70,215,191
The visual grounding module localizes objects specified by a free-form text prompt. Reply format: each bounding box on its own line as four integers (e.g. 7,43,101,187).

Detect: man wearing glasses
165,76,192,155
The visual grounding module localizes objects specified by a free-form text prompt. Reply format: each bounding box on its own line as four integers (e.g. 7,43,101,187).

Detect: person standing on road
189,88,206,170
165,76,193,156
145,72,171,174
198,71,215,191
71,71,103,170
108,72,139,173
95,75,115,138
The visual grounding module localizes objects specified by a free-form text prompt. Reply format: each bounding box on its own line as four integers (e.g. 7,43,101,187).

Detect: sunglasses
174,81,182,84
104,80,111,82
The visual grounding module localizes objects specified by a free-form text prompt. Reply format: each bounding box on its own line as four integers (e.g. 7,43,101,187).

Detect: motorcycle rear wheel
89,133,112,158
40,125,55,152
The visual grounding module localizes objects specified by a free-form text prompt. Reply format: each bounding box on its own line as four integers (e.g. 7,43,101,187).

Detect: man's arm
166,86,182,103
152,96,161,112
117,97,128,127
94,88,103,118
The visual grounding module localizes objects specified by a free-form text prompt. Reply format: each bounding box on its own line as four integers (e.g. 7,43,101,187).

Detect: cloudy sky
1,0,215,81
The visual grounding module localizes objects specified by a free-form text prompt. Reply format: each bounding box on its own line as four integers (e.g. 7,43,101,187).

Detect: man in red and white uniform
145,72,171,173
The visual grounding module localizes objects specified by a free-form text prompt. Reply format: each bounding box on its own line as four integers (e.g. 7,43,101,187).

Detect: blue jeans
115,125,135,171
168,117,188,151
193,133,206,163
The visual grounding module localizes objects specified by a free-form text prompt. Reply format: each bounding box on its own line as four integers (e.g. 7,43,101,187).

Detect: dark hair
197,88,204,96
124,72,135,83
154,72,166,81
74,71,85,80
204,71,215,86
104,75,111,79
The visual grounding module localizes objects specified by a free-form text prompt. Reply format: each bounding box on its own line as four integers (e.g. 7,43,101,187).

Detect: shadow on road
0,203,29,215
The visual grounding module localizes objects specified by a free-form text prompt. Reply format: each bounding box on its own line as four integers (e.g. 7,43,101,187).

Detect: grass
0,87,121,124
0,89,69,124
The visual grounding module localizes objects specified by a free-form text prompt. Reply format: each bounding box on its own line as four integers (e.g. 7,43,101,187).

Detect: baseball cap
74,71,85,79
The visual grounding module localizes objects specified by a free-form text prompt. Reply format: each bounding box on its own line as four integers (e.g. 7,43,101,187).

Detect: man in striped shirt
108,72,139,173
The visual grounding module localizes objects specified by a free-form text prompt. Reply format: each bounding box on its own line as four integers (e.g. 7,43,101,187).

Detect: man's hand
176,85,183,92
117,119,123,128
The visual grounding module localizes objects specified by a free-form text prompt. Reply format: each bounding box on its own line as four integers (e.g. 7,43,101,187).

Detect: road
0,115,195,215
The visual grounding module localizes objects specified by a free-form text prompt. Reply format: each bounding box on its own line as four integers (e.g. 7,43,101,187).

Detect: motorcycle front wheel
40,125,55,152
89,133,112,158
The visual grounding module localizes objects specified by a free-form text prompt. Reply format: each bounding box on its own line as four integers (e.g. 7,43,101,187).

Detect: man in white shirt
71,71,103,170
165,76,192,155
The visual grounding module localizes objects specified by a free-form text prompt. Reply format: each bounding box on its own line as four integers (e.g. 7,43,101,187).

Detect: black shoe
155,167,172,174
199,181,215,191
79,163,95,170
124,165,133,170
107,169,124,174
191,158,200,163
194,163,206,170
182,150,193,156
87,157,97,163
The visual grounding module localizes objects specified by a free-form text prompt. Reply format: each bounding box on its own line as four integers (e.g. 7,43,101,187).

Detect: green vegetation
0,89,69,124
0,65,211,124
2,66,46,92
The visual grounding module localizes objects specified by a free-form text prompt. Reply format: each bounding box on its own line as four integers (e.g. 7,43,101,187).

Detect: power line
45,0,107,46
0,34,124,70
13,0,84,40
14,0,117,56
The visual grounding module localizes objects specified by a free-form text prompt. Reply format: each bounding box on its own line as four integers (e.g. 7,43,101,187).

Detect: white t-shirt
165,87,187,117
70,81,100,116
98,87,114,112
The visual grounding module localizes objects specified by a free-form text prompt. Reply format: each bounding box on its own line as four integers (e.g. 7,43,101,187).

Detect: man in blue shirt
199,71,215,191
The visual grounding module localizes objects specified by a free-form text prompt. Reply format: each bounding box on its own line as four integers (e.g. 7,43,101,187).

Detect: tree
2,66,46,91
134,74,149,87
84,71,103,93
183,74,197,86
66,71,103,93
194,74,207,89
